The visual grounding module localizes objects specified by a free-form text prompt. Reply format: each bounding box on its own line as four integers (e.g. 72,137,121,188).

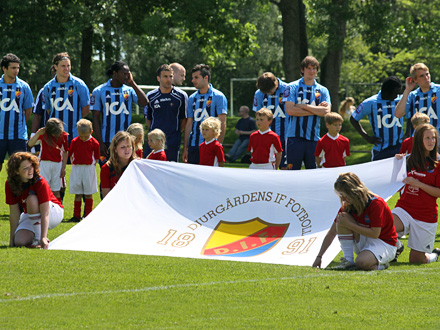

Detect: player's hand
40,237,50,250
395,153,405,160
318,101,329,107
126,71,134,86
182,149,189,163
312,256,322,268
36,127,46,135
60,168,66,178
403,176,420,188
405,76,416,91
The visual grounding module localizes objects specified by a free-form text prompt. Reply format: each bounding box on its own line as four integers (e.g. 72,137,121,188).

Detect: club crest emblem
123,91,129,101
432,96,437,104
68,87,74,97
202,218,289,257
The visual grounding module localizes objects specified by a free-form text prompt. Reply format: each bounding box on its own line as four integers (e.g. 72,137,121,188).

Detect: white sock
427,252,438,263
338,234,354,263
396,239,403,250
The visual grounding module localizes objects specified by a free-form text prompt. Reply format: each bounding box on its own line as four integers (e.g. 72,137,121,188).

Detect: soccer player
6,152,64,249
392,124,440,264
0,53,33,172
248,108,283,170
283,56,331,170
399,112,430,155
170,63,186,86
315,112,350,168
68,119,100,222
183,64,228,164
42,52,90,145
100,131,136,199
312,172,397,270
395,63,440,133
253,72,288,169
144,64,187,162
92,61,148,159
199,117,225,167
350,76,403,161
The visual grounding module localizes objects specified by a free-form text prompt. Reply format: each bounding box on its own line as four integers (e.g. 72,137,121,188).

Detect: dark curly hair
7,152,40,196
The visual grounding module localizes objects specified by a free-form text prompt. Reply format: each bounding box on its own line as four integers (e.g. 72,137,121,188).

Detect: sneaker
391,244,405,262
432,248,440,261
332,257,356,270
67,216,81,223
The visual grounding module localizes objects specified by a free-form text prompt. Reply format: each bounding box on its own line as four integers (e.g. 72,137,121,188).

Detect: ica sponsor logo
201,218,289,257
105,101,129,116
0,98,20,113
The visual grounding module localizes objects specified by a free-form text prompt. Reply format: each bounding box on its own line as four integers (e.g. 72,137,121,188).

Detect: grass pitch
2,124,440,328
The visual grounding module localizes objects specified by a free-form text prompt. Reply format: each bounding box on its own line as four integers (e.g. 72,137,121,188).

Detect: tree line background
1,0,439,113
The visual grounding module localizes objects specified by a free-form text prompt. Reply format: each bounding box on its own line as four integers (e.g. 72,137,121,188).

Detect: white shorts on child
249,162,275,170
392,207,438,253
354,235,397,265
39,160,62,191
15,202,64,240
69,164,98,195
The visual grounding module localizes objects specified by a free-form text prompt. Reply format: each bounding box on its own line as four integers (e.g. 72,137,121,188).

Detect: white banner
50,157,406,268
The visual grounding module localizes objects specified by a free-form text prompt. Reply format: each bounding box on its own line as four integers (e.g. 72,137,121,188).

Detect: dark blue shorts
187,146,200,165
286,137,317,170
372,144,402,161
0,139,27,164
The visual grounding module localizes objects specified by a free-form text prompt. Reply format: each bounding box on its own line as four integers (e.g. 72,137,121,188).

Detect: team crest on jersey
283,88,290,98
206,99,212,107
315,90,321,101
432,96,437,104
90,95,95,105
15,89,21,99
278,96,283,104
123,91,129,101
201,218,289,257
68,87,74,97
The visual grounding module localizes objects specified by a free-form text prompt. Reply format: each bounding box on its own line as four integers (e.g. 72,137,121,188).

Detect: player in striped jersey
395,63,440,133
253,72,288,169
91,61,148,159
0,53,34,172
183,64,227,164
282,56,331,170
144,64,188,162
42,52,90,145
350,76,403,161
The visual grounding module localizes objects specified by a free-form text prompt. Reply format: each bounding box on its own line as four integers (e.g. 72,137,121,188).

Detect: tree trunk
277,0,306,82
80,25,94,89
320,0,348,111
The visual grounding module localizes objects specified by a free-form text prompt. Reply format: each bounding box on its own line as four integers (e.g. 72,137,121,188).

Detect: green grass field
2,117,440,329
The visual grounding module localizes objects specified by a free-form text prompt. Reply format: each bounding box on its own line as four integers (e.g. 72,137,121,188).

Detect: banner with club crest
50,157,406,268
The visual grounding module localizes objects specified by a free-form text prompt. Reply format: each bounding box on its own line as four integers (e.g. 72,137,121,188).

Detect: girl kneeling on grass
5,152,64,249
392,124,440,264
312,172,397,270
100,131,135,199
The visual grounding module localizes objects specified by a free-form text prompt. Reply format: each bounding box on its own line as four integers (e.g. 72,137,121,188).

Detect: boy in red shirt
315,112,350,168
68,119,100,222
199,117,225,167
399,112,430,155
248,108,283,170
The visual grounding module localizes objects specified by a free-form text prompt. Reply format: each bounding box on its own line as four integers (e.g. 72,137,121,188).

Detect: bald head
170,63,186,86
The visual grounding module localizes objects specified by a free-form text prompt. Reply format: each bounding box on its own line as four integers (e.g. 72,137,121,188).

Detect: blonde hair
127,123,145,150
410,63,429,79
325,112,343,125
107,131,135,175
334,172,374,215
338,97,355,117
256,107,273,121
77,118,93,134
200,117,221,139
148,128,166,150
411,112,430,128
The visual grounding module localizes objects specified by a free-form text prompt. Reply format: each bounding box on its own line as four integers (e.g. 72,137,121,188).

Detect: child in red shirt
127,123,145,159
399,112,430,155
28,118,68,203
199,117,225,167
146,129,167,161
